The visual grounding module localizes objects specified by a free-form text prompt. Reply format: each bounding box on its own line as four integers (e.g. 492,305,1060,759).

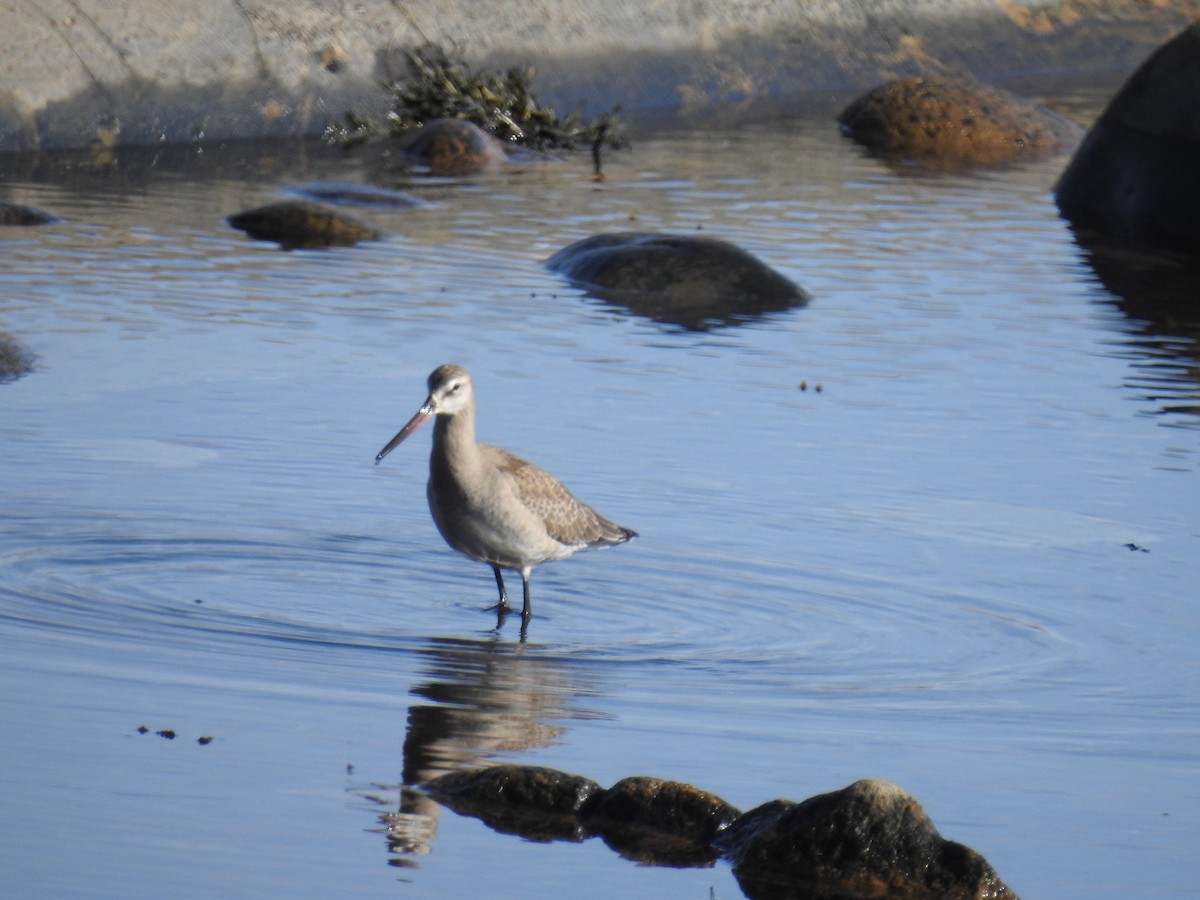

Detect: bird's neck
431,408,480,475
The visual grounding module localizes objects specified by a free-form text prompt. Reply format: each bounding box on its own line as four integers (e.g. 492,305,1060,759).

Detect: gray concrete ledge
2,0,1198,151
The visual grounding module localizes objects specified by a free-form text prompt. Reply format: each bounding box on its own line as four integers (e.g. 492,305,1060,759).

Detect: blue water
1,94,1198,898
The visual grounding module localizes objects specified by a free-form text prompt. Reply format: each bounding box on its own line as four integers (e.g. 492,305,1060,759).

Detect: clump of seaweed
326,43,625,155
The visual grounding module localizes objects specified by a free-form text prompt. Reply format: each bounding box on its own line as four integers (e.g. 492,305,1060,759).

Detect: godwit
375,364,636,626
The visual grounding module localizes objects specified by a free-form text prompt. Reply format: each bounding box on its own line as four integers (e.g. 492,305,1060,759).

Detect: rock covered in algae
718,778,1019,899
545,231,808,330
838,75,1081,167
1055,22,1200,253
226,199,381,249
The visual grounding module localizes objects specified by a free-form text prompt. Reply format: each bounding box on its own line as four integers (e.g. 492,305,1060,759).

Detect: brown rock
1055,23,1200,253
583,775,741,843
226,199,381,249
426,764,601,815
722,779,1018,899
838,75,1081,167
424,764,601,842
394,118,508,176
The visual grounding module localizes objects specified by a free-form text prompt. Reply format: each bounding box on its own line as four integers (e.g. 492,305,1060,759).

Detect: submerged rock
0,200,59,225
0,332,36,383
720,778,1018,899
545,231,808,330
394,118,508,176
226,199,381,249
1055,23,1200,254
838,75,1081,167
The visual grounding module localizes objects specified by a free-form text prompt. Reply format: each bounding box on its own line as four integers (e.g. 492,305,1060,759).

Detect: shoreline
2,1,1197,152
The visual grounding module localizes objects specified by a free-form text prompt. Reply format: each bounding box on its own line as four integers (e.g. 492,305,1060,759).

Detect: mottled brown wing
494,448,633,546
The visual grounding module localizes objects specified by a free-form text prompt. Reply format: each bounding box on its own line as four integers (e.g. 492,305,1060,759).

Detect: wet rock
0,200,59,225
838,75,1081,167
425,765,601,842
394,118,508,176
721,779,1018,900
1055,23,1200,254
545,231,808,330
0,332,36,383
582,775,741,867
583,775,740,843
226,199,381,249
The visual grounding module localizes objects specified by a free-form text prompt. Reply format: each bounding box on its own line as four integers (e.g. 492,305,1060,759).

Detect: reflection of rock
1067,230,1200,418
394,118,508,176
0,332,36,383
839,75,1081,168
721,779,1016,900
285,181,421,209
1055,24,1200,253
226,199,381,249
0,200,58,225
545,232,808,330
420,765,1015,896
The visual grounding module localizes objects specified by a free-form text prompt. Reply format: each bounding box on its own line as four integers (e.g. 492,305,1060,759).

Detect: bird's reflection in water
377,635,608,867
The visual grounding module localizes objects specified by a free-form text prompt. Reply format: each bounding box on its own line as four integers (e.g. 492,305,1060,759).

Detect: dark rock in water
0,332,37,383
838,75,1081,168
583,775,740,843
0,200,59,225
425,765,600,842
721,779,1018,900
226,200,381,249
1055,24,1200,254
286,181,422,209
582,775,741,868
427,764,600,814
545,231,808,330
394,118,508,176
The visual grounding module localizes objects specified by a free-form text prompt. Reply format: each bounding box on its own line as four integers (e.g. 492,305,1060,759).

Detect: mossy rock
839,75,1082,167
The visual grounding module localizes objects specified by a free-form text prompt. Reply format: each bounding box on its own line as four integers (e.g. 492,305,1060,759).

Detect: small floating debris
226,199,382,249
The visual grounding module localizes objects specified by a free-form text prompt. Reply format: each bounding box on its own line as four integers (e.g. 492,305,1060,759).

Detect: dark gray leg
520,570,532,622
492,565,510,610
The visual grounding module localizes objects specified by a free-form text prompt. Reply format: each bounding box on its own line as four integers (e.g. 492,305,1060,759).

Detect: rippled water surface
2,91,1198,898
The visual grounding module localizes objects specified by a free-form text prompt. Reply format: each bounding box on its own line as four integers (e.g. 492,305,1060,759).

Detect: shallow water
2,90,1198,898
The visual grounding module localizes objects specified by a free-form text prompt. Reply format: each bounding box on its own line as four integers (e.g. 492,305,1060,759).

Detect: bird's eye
449,382,461,393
